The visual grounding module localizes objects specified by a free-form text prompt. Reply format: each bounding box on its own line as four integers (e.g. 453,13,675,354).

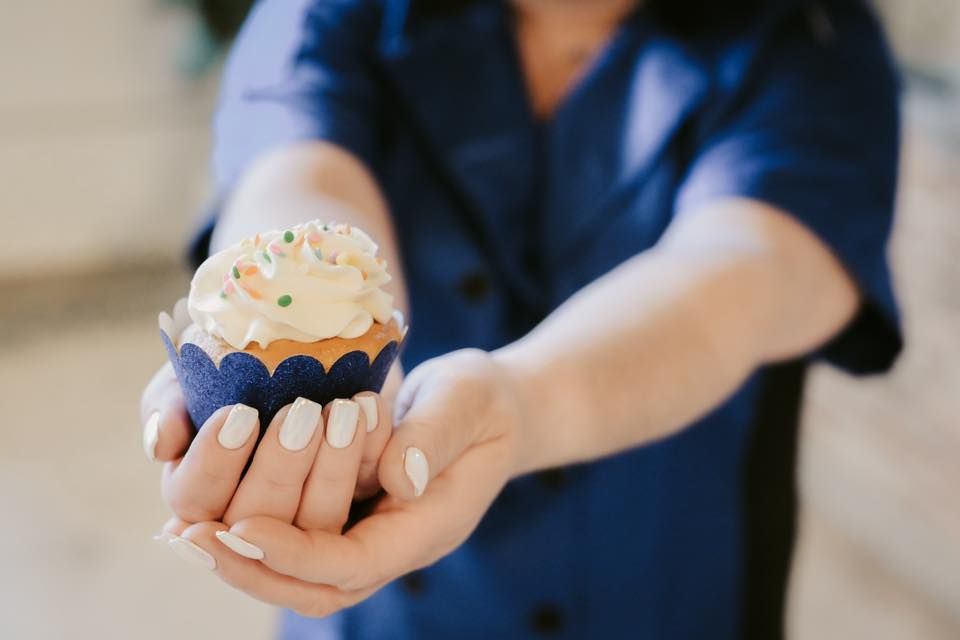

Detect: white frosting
188,221,395,349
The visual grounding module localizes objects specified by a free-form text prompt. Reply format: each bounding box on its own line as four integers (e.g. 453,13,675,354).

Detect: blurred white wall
0,0,217,281
875,0,960,84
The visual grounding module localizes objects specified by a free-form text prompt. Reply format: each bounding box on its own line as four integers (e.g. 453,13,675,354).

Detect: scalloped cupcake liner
159,299,402,431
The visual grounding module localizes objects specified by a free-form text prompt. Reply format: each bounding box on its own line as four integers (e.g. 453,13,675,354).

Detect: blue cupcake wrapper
159,300,402,430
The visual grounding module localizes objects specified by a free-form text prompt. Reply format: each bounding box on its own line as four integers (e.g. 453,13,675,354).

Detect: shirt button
457,271,490,302
401,571,425,595
529,604,564,634
536,468,567,490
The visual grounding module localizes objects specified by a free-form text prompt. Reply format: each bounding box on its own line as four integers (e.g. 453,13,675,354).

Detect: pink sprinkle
223,281,235,295
327,250,340,264
307,232,322,244
269,243,285,256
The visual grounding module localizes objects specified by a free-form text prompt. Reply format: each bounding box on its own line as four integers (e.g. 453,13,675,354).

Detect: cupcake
159,220,405,430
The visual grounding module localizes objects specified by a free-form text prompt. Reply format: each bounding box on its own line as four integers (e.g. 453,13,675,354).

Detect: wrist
491,343,580,477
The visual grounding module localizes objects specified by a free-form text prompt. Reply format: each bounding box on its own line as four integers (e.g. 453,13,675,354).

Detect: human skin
140,0,861,616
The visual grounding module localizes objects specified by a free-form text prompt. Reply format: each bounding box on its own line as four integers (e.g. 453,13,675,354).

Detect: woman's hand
140,362,401,526
157,349,528,617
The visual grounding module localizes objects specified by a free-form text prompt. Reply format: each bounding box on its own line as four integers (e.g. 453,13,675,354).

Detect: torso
512,0,640,118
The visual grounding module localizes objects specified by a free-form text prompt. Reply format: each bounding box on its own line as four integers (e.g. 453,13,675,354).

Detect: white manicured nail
279,398,323,451
143,411,160,461
356,395,378,432
216,530,264,560
153,531,176,544
327,400,359,449
168,537,216,570
404,447,429,497
218,404,258,449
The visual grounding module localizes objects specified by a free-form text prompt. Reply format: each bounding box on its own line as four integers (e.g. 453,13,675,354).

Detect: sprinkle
254,233,261,245
327,250,340,264
322,223,330,231
269,243,286,257
223,281,236,295
314,248,323,260
232,266,241,279
283,230,295,243
239,282,262,300
262,249,272,263
277,294,293,308
244,265,259,276
307,232,322,245
220,291,226,299
292,235,305,249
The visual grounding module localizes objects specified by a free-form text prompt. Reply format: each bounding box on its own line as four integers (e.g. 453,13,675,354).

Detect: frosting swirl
188,220,395,349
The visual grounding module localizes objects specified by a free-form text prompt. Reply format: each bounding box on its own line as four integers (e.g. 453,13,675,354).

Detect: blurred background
0,1,957,638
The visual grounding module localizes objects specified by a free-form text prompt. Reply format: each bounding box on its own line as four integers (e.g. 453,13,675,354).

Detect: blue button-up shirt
198,1,902,637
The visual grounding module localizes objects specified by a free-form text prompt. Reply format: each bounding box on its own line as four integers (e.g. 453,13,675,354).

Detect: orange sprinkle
292,235,305,249
307,232,322,245
239,282,262,300
244,265,259,276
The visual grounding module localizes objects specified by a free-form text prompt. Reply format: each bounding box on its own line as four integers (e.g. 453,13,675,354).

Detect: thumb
377,366,486,502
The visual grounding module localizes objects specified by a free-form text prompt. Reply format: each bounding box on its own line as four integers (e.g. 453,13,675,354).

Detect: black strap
740,359,807,639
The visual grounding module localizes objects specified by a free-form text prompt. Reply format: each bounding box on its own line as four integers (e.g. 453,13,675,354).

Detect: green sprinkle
219,291,227,299
314,248,323,260
232,266,241,279
283,230,295,243
262,249,272,264
277,294,293,308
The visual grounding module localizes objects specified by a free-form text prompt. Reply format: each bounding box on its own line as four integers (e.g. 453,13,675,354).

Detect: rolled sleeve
675,2,902,374
189,0,383,266
213,0,382,187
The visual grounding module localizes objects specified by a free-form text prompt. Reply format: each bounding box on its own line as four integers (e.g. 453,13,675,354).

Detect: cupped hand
140,362,401,527
159,349,527,617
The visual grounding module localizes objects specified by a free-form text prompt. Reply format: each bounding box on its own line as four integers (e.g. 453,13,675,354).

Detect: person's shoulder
658,0,896,96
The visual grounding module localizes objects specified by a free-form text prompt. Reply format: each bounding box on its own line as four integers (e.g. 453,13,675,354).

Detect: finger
231,442,506,591
179,521,378,617
154,516,190,543
295,399,366,531
378,375,489,502
223,397,324,526
161,403,260,522
140,363,193,462
354,393,390,500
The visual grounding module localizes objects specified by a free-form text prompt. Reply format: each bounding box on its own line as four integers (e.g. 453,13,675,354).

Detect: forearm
496,199,858,474
211,142,409,315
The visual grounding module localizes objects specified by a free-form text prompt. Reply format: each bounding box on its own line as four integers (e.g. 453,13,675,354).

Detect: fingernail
279,397,323,451
215,530,264,560
356,395,378,433
403,447,429,497
168,536,216,570
143,411,160,461
327,399,359,449
218,404,258,449
153,531,176,544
